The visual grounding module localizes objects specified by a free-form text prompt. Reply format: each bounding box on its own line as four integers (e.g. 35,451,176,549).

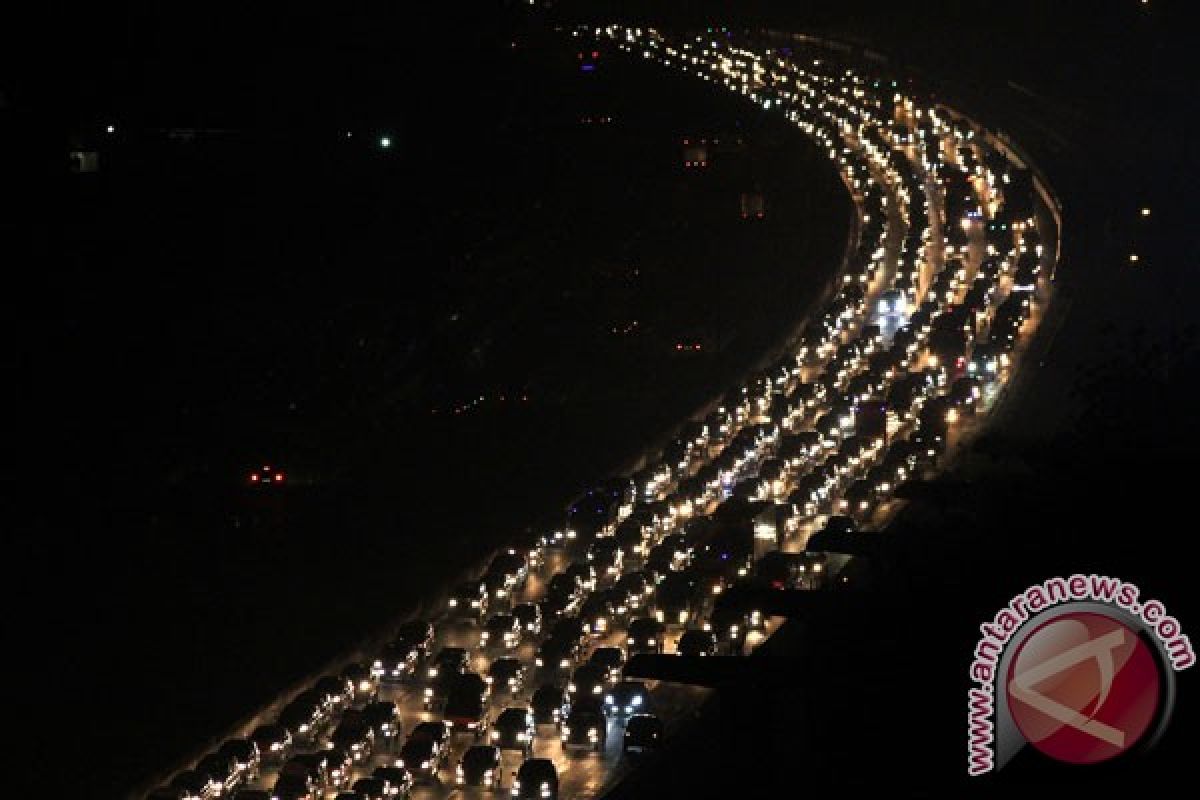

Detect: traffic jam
145,25,1053,800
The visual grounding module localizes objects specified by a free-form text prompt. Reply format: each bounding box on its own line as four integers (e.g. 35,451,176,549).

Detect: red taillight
275,473,285,482
250,474,259,482
592,51,599,58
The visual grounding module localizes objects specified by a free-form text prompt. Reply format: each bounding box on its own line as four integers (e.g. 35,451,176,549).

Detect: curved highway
141,23,1059,800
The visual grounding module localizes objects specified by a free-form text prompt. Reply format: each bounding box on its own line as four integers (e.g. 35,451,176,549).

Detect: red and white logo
1006,611,1161,765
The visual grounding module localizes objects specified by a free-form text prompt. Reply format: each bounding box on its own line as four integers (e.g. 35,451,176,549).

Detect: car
605,680,650,717
375,641,419,684
481,613,522,651
491,707,536,754
627,617,666,654
251,724,292,765
350,777,388,800
314,674,355,713
653,571,696,627
545,573,584,613
623,714,664,754
484,569,516,606
561,701,607,752
278,700,323,744
534,634,579,672
294,686,335,720
877,287,907,316
442,672,492,736
450,580,489,621
587,646,625,683
373,765,415,795
342,662,378,701
407,720,452,754
487,656,527,695
331,718,375,763
362,701,402,750
457,744,503,789
539,528,577,549
948,375,983,416
170,771,219,800
578,592,618,636
548,615,589,650
967,341,1004,380
512,602,543,636
273,772,320,800
425,647,471,710
676,628,718,657
394,620,436,662
195,752,240,795
397,736,444,782
587,536,624,577
426,646,470,682
279,754,328,793
531,684,569,726
511,758,559,799
216,739,261,784
323,747,355,789
539,590,573,620
1011,262,1038,292
563,562,598,593
485,551,529,602
567,662,608,702
489,548,530,586
248,464,286,487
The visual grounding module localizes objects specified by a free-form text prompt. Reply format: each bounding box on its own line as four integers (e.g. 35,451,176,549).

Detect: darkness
5,0,1198,797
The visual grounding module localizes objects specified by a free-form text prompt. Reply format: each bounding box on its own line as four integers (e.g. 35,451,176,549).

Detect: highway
144,24,1058,800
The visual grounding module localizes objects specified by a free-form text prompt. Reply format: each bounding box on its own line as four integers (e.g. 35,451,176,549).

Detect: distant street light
1141,207,1151,217
380,136,392,149
106,124,115,134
